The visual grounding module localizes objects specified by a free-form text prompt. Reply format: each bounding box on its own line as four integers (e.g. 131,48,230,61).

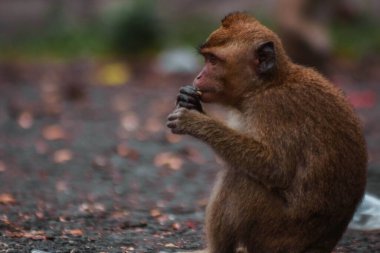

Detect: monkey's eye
205,54,218,65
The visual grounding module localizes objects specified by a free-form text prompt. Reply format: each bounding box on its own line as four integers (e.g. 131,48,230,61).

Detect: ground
0,61,379,253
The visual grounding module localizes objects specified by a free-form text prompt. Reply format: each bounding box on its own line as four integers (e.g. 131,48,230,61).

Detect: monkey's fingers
179,86,202,99
177,92,203,112
177,93,199,105
167,113,179,121
166,120,178,129
166,119,186,135
177,101,200,111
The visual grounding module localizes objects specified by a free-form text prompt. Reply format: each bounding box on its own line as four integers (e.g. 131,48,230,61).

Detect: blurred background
0,0,379,251
0,0,379,63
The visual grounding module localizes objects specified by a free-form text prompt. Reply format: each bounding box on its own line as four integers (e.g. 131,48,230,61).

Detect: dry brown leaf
164,243,178,248
42,125,66,141
121,246,135,252
110,210,129,220
79,202,105,213
59,216,68,222
35,212,44,219
18,112,34,129
0,193,16,205
53,149,73,164
92,155,109,168
186,220,197,229
116,144,140,160
64,229,83,237
154,152,183,170
150,208,161,218
5,230,46,240
172,222,181,230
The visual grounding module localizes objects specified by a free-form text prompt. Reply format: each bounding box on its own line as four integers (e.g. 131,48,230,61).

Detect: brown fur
167,12,367,253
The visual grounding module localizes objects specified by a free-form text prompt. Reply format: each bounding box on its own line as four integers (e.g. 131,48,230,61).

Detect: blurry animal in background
167,12,367,253
275,0,362,73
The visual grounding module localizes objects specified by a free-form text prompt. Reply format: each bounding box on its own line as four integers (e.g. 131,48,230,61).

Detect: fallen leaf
121,246,135,252
92,155,109,169
59,216,67,222
5,230,46,240
172,222,181,230
0,193,16,205
150,208,161,218
164,243,178,248
35,212,44,219
154,152,183,170
64,229,83,237
110,210,129,220
79,202,105,213
157,214,169,225
42,125,66,141
18,112,33,129
186,220,197,229
116,144,140,160
53,149,73,164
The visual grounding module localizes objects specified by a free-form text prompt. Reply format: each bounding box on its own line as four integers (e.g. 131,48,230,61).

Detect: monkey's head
193,12,289,106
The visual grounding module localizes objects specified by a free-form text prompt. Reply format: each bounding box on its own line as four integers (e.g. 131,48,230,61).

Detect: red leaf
154,152,183,170
0,193,16,205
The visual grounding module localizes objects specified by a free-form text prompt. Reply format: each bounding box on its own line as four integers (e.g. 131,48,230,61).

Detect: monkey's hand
167,107,207,135
176,85,204,113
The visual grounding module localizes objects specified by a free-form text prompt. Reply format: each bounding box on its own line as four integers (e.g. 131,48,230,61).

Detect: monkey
166,12,367,253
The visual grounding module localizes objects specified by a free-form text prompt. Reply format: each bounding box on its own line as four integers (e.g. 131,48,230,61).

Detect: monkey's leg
206,202,236,253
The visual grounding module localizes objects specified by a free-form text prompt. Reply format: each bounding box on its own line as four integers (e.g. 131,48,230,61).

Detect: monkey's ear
255,41,276,77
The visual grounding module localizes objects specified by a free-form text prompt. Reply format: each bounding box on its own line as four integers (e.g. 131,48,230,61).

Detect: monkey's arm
167,108,292,189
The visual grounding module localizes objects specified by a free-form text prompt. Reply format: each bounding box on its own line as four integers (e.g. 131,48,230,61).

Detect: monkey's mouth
197,89,219,102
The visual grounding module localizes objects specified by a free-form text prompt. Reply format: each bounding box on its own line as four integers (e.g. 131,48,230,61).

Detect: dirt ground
0,61,379,253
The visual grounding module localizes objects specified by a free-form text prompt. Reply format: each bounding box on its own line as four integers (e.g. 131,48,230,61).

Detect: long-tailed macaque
166,12,367,253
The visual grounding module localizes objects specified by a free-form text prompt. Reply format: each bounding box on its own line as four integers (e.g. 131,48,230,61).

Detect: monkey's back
225,65,368,252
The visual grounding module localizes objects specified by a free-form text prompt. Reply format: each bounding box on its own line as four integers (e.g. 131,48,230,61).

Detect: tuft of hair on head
221,12,256,28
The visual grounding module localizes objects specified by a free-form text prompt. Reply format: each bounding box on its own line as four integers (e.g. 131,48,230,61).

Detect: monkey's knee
207,231,235,253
